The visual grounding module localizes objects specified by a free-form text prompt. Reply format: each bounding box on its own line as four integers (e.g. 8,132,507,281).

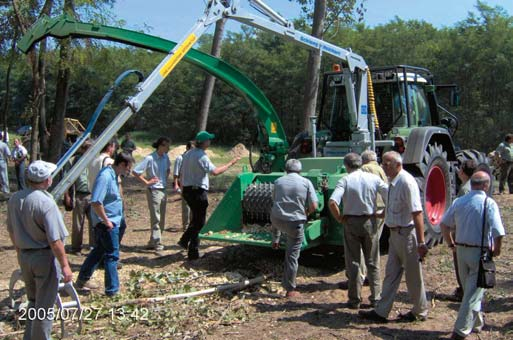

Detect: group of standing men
5,128,507,340
272,149,505,340
0,135,29,194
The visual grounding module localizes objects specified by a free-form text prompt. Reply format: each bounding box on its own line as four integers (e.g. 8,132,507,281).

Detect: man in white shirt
329,153,388,309
12,138,28,190
360,150,429,322
87,139,116,192
441,171,505,340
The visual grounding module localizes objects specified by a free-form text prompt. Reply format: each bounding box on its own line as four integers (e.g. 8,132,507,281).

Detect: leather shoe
177,239,189,250
188,249,200,260
347,302,360,310
358,310,388,323
397,311,427,322
450,332,466,340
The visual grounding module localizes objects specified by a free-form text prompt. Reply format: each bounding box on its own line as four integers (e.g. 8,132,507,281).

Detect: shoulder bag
477,197,496,289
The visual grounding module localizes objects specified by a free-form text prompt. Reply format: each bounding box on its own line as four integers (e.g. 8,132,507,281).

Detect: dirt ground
0,178,512,340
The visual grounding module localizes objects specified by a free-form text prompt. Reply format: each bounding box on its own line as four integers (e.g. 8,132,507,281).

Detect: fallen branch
109,275,266,308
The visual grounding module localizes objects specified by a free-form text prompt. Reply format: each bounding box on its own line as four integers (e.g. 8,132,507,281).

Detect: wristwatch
418,242,426,247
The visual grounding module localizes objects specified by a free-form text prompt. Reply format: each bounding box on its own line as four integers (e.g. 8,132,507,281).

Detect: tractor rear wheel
414,143,454,247
456,149,493,195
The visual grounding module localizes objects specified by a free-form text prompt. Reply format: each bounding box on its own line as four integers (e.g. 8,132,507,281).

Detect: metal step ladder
9,269,83,337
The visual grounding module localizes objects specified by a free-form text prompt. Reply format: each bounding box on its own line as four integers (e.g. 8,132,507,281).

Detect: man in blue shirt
76,152,134,296
133,137,171,251
441,171,505,340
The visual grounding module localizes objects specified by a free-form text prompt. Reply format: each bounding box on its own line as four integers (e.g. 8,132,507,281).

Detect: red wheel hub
425,165,446,225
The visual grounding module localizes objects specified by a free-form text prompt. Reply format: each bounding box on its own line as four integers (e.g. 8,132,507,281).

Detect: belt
183,186,204,190
455,242,482,248
389,224,414,231
21,246,51,252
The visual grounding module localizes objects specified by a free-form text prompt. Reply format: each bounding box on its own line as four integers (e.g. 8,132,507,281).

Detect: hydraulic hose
53,69,144,177
366,68,380,131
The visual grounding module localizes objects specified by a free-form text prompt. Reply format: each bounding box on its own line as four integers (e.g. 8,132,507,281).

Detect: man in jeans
76,152,134,296
329,153,388,309
271,159,318,298
441,171,505,340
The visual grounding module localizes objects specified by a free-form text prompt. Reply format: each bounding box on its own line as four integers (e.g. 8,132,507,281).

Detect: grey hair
383,151,403,165
361,150,377,163
344,153,362,170
470,172,490,188
285,159,302,173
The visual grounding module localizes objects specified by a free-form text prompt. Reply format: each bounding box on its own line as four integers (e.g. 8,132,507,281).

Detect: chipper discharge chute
200,159,349,250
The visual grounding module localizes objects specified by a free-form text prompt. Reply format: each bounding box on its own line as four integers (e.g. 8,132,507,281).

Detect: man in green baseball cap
195,131,215,142
178,130,240,260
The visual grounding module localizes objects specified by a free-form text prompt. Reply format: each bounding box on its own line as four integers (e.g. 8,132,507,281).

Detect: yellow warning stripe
159,33,198,78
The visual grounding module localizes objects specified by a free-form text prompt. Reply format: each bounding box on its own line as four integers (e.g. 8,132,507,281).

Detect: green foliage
1,2,512,152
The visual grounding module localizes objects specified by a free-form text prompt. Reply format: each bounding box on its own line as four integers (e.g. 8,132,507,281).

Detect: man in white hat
7,160,73,340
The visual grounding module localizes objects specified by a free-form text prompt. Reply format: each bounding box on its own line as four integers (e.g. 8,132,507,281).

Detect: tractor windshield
373,82,432,133
373,83,406,134
406,83,431,127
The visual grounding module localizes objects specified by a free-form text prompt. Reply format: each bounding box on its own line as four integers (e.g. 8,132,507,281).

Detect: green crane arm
18,14,288,171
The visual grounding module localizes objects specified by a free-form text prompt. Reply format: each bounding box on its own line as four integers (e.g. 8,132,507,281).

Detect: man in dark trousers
178,131,240,260
7,160,73,340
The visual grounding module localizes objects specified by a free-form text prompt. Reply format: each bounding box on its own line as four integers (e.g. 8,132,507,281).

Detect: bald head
470,171,490,191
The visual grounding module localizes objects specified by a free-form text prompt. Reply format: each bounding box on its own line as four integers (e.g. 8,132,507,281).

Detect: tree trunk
48,37,71,163
38,39,49,159
301,0,326,131
196,18,226,132
2,33,17,142
12,0,53,161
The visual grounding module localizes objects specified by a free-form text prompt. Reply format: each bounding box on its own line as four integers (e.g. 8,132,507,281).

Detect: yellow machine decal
159,33,197,78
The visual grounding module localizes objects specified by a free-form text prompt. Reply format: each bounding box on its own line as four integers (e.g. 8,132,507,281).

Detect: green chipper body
200,158,348,250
